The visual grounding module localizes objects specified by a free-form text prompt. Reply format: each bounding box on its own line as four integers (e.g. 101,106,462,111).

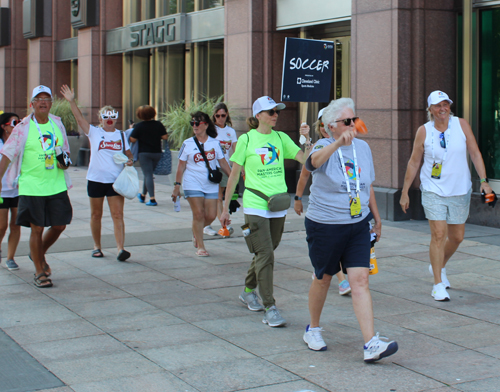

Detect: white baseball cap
252,96,286,117
427,90,453,107
32,85,52,100
317,108,325,120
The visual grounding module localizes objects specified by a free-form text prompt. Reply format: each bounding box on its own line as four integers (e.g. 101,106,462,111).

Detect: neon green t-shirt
230,129,300,210
19,120,67,196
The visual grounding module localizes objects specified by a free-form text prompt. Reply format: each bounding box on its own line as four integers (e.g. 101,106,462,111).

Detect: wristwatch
174,182,182,186
294,196,302,201
480,178,489,183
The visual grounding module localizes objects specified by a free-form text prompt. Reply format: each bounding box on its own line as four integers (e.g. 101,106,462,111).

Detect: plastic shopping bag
112,153,140,199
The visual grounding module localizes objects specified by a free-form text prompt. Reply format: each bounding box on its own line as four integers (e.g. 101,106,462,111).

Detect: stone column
351,0,458,220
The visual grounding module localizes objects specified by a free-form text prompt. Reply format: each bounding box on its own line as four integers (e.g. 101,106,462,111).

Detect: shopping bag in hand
112,153,140,199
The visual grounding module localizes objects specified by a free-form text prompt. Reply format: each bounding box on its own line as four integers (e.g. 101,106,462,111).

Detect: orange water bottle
369,234,378,275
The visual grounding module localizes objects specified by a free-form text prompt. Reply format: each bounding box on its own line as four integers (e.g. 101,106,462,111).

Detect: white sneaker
203,226,218,236
364,333,398,363
429,264,451,289
432,282,450,301
227,226,234,235
303,325,327,351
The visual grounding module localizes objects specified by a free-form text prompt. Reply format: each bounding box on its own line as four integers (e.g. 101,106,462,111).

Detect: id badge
350,196,362,219
45,153,54,170
431,161,442,179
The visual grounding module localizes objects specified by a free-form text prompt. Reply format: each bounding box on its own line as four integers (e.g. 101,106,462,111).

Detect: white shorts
421,188,471,224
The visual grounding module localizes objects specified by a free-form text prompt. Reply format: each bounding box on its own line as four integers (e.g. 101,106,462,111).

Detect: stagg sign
106,15,185,54
281,37,334,103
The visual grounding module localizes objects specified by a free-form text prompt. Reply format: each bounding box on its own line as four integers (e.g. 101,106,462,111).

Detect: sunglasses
190,120,207,127
9,119,20,127
265,109,280,116
33,97,52,102
215,114,227,118
439,132,446,149
101,110,119,120
335,117,359,126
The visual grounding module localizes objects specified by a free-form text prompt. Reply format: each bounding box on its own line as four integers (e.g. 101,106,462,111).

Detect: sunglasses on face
33,97,52,102
265,109,280,116
215,114,227,119
101,110,119,120
335,117,359,126
190,120,207,127
439,132,446,149
9,119,20,127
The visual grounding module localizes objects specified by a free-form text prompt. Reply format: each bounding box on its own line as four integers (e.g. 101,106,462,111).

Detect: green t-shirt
19,120,67,196
230,129,300,210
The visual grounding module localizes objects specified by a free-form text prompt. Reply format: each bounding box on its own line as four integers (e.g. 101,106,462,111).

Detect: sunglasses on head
215,114,227,119
335,117,359,126
439,132,446,149
101,110,119,120
8,119,20,127
265,109,280,116
190,120,207,127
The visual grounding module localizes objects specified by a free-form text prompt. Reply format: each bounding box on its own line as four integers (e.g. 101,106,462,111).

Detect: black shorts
16,191,73,228
87,180,120,198
305,215,371,279
0,196,19,209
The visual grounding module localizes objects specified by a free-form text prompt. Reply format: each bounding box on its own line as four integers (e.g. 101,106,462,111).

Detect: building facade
0,0,498,226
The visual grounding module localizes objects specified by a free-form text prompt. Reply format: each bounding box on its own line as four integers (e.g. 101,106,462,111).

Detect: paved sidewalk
1,167,500,392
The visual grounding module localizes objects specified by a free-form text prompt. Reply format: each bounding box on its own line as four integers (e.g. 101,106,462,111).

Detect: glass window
479,9,500,180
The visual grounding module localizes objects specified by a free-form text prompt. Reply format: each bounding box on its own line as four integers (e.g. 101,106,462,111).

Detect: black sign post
281,37,335,103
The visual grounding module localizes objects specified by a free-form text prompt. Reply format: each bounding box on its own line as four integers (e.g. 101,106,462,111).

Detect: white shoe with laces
432,282,450,301
303,325,327,351
203,226,218,236
429,264,451,289
364,332,398,363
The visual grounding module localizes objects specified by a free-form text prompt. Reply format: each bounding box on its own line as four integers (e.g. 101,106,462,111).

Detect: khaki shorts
219,172,229,188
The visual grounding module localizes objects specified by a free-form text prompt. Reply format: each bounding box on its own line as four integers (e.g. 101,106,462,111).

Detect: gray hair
321,98,356,137
426,106,454,122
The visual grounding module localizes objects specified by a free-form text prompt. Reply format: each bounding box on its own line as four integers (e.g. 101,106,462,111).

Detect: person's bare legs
336,270,346,284
107,195,126,254
216,186,225,223
442,223,465,268
348,267,374,343
308,273,333,327
428,220,448,284
0,209,8,258
89,197,104,250
187,197,207,251
6,208,21,260
29,224,45,276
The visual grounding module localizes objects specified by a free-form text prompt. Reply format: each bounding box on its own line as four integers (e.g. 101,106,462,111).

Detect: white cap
317,108,325,120
32,85,52,100
252,96,286,117
427,90,453,107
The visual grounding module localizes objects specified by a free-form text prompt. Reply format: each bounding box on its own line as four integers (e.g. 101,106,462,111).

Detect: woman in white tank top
399,91,493,302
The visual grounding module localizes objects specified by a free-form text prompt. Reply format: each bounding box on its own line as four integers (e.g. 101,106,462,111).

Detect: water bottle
242,225,251,237
369,233,378,275
174,197,181,212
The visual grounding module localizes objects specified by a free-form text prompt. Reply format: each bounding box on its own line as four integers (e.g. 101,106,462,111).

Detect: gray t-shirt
305,138,375,224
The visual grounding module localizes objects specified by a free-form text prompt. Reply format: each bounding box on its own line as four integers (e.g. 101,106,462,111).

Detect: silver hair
321,98,356,137
427,107,454,122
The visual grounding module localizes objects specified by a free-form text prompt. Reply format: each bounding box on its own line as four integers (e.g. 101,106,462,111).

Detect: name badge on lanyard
338,143,362,219
431,121,450,180
33,115,56,170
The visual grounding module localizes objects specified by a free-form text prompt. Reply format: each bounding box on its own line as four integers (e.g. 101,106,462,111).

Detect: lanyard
337,141,360,198
32,115,56,152
431,119,451,162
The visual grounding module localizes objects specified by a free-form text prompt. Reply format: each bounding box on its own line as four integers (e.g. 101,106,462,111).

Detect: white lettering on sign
289,57,329,73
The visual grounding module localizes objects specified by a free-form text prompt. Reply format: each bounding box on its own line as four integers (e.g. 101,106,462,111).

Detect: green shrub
158,94,227,150
50,98,80,136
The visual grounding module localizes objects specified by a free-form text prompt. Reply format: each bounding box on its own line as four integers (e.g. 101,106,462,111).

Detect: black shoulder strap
193,136,211,170
120,131,125,153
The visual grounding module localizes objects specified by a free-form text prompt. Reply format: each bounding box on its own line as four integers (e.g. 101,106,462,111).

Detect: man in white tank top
399,91,493,302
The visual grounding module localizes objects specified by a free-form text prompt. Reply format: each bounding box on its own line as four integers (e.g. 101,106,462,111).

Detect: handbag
193,136,222,184
154,140,172,175
246,187,291,212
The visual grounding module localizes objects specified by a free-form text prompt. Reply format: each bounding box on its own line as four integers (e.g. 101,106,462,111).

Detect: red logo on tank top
194,148,216,163
98,140,122,151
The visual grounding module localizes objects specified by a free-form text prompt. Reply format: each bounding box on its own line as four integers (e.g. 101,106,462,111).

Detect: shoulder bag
193,136,222,184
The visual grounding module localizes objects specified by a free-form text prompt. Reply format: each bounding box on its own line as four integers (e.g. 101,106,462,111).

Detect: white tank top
420,116,471,197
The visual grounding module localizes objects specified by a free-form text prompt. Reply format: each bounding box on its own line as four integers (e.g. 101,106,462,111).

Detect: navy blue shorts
305,215,371,279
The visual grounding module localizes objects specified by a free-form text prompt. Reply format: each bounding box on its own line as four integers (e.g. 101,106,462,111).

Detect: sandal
33,272,53,288
117,250,131,262
196,249,209,257
92,249,104,258
30,254,51,277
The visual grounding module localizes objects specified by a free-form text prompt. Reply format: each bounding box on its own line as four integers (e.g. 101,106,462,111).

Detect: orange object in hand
218,226,231,238
485,193,495,203
354,118,368,134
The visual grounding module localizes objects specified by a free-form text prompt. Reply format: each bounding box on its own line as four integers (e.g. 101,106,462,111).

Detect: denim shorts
421,188,471,224
183,190,219,199
305,215,371,279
